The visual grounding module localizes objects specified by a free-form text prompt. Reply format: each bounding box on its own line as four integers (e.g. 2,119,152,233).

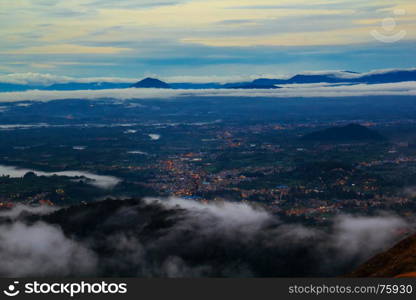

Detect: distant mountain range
1,68,415,92
301,124,385,143
0,82,131,92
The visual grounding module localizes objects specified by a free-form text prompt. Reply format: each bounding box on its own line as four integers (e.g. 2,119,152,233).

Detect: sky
1,0,416,82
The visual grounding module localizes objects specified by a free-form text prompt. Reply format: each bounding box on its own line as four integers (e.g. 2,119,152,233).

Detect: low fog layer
0,81,416,103
0,198,409,277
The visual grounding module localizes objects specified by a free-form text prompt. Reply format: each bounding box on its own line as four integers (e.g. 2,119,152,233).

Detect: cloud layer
0,165,120,189
0,198,410,277
1,68,416,86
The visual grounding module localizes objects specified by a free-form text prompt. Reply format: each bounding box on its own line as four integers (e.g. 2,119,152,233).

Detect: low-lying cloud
1,68,415,86
0,198,410,277
0,164,120,189
0,81,415,103
329,215,407,262
0,204,59,220
0,73,136,86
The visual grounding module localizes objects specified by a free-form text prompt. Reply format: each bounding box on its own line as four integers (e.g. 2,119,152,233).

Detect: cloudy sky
1,0,416,81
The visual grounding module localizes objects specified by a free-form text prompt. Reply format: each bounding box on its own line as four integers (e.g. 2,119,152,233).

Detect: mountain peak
301,124,385,143
131,77,171,89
